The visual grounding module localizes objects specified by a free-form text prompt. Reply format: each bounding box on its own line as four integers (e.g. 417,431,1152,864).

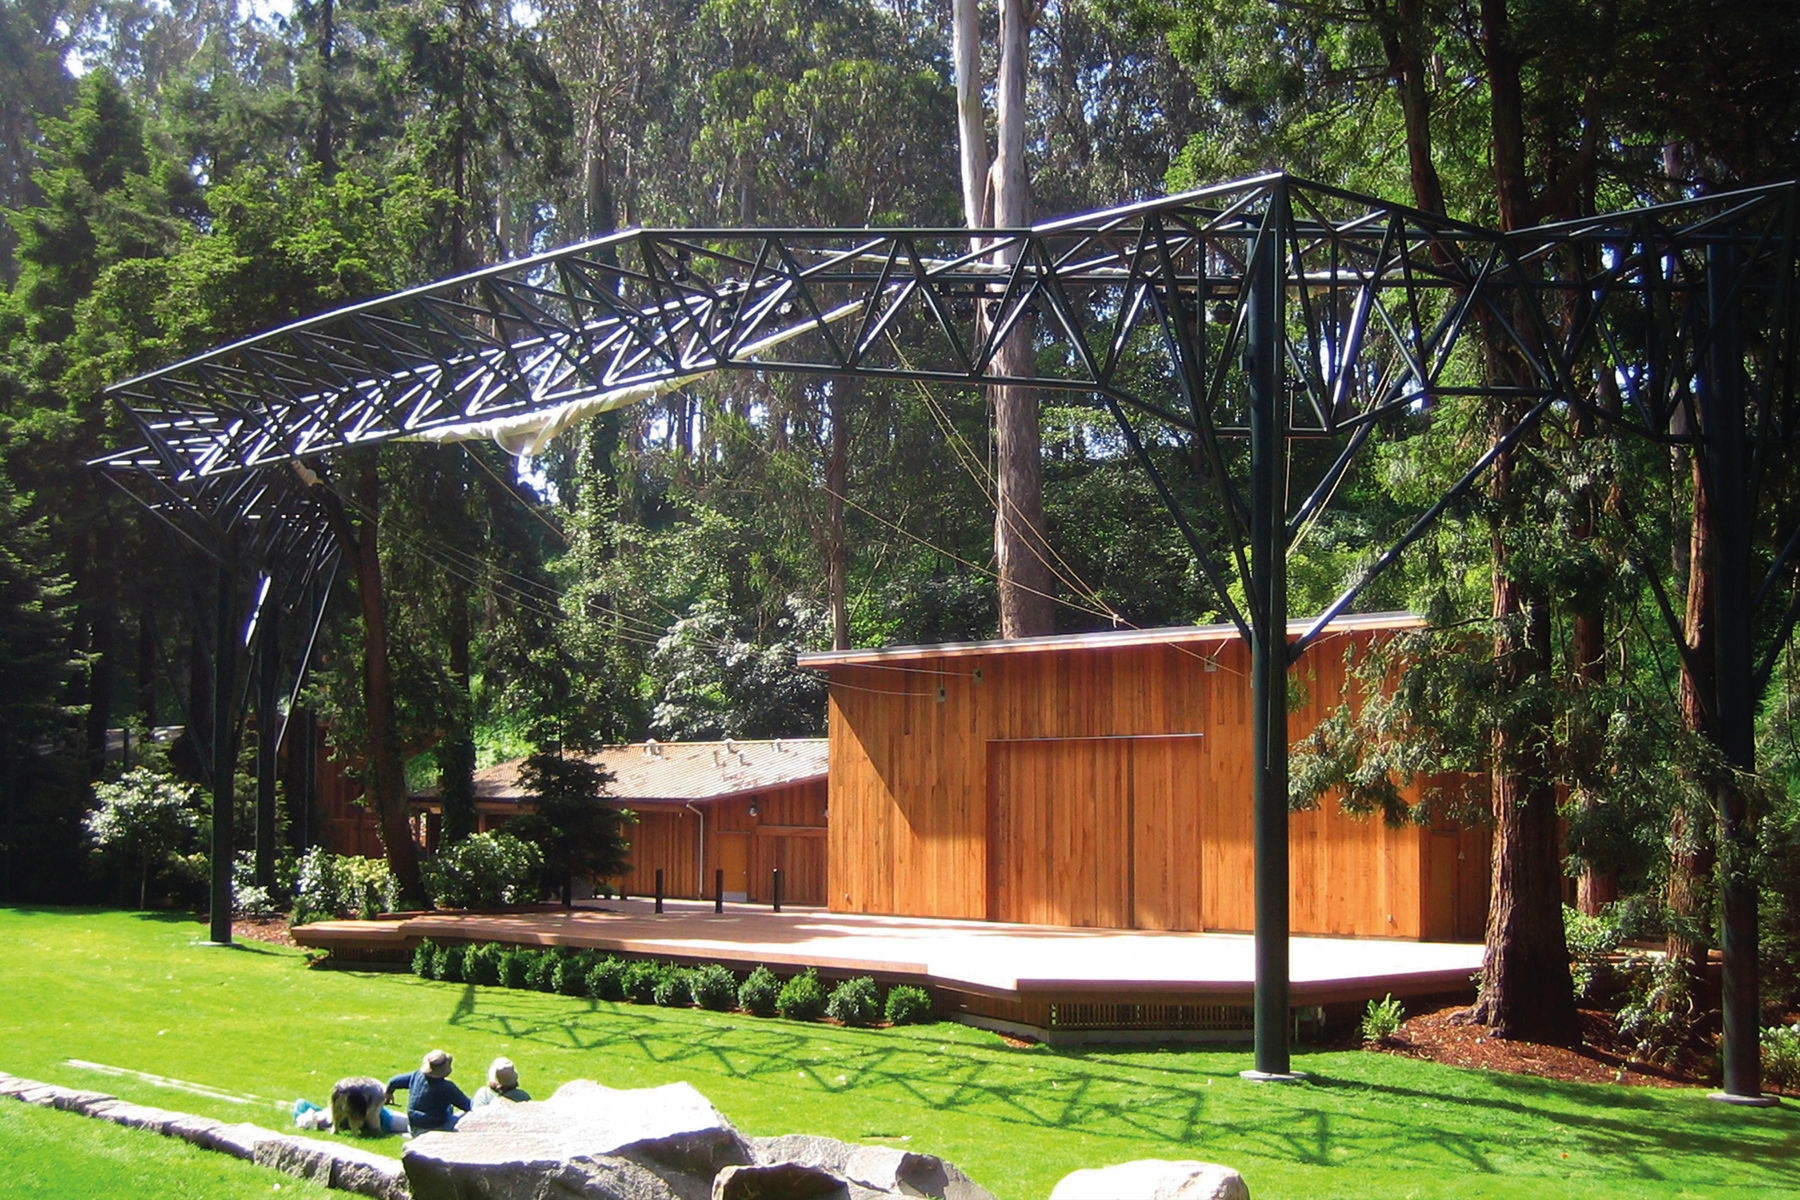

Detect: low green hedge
407,937,938,1031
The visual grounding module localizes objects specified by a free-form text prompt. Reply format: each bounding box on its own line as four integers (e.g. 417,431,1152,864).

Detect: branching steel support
1703,242,1773,1105
1245,188,1298,1081
207,563,236,946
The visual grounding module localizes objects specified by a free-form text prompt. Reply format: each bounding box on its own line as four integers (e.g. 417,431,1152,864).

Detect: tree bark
825,380,852,651
1466,0,1577,1045
955,0,1053,637
1667,449,1716,985
1472,450,1579,1043
313,458,424,902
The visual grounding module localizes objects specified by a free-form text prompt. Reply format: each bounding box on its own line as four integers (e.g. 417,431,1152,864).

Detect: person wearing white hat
471,1056,531,1106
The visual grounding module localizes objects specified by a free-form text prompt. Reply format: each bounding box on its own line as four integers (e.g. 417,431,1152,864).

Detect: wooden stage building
801,612,1490,941
294,899,1483,1043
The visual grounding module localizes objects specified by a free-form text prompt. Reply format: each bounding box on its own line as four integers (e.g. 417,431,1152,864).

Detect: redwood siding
616,779,829,905
826,629,1489,939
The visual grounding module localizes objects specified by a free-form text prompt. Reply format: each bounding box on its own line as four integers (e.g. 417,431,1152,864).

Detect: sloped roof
447,739,828,806
797,611,1425,668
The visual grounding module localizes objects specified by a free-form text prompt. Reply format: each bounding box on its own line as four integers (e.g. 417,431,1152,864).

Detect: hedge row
410,938,935,1027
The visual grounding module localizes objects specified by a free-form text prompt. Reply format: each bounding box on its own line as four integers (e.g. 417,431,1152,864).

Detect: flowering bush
423,832,543,910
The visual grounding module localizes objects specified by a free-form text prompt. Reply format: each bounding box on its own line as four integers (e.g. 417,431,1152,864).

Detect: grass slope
1,907,1794,1200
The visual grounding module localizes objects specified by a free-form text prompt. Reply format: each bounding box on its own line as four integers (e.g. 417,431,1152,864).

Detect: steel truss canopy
97,171,1800,1090
97,173,1800,631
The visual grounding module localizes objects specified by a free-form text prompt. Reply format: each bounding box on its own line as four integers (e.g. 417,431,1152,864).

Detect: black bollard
771,868,782,913
714,868,724,913
655,867,664,914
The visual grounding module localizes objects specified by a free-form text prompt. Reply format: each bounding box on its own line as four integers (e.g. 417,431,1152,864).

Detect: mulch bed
1376,1003,1718,1089
232,915,298,948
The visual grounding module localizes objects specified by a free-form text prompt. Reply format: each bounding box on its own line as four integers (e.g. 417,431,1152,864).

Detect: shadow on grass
423,984,1799,1186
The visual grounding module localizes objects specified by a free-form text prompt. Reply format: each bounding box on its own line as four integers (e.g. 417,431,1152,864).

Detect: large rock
327,1139,411,1200
195,1120,289,1160
254,1133,339,1185
1049,1160,1249,1200
404,1079,754,1200
713,1162,854,1200
748,1134,996,1200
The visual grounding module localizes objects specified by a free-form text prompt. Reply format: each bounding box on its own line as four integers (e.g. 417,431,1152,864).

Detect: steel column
1245,188,1296,1080
255,604,279,892
207,564,236,946
1703,242,1770,1104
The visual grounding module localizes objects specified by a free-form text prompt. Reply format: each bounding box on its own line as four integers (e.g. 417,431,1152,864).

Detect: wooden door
988,739,1132,928
716,832,751,901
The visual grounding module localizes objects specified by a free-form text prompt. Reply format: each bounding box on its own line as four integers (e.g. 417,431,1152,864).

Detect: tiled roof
453,738,827,805
797,611,1425,667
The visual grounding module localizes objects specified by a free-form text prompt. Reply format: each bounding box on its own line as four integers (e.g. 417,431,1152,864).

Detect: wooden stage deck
295,899,1483,1042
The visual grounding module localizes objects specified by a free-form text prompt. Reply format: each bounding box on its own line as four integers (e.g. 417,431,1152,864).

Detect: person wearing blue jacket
385,1049,472,1132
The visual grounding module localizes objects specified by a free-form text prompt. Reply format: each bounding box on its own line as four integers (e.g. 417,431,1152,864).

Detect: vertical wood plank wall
613,780,829,905
826,630,1490,939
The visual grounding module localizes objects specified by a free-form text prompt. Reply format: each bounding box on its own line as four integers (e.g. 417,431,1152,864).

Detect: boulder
85,1099,187,1134
404,1135,682,1200
405,1079,753,1200
195,1120,289,1160
160,1112,228,1148
327,1139,411,1200
713,1162,853,1200
254,1133,339,1185
46,1086,116,1113
748,1134,996,1200
1049,1160,1249,1200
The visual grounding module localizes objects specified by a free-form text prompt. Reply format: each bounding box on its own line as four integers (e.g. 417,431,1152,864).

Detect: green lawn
1,907,1794,1200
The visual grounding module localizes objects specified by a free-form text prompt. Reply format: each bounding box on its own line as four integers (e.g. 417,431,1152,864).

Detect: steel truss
98,172,1800,1093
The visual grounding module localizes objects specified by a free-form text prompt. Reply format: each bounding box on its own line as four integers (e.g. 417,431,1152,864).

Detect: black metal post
715,868,724,913
207,564,236,946
254,604,279,892
1703,242,1772,1105
654,868,664,914
1243,186,1297,1082
772,868,782,913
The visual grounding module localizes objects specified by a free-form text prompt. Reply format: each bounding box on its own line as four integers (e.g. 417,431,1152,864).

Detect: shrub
688,963,738,1011
738,965,780,1016
826,975,882,1027
1761,1023,1800,1092
423,832,543,910
553,950,593,996
1617,953,1696,1066
883,984,933,1026
1564,904,1623,1001
622,960,662,1004
586,956,627,1001
292,848,401,925
652,965,691,1007
1361,993,1405,1044
524,949,557,992
412,938,440,980
776,968,826,1021
498,947,532,990
439,942,469,983
464,941,502,987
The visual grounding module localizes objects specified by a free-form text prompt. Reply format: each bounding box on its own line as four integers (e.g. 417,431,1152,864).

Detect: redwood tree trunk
955,0,1053,638
1668,450,1716,989
825,380,852,651
317,458,424,902
1466,0,1577,1045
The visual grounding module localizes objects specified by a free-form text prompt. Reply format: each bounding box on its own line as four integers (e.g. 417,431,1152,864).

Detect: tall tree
955,0,1053,636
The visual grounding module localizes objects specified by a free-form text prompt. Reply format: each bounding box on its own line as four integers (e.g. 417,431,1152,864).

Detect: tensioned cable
886,332,1120,619
317,480,742,658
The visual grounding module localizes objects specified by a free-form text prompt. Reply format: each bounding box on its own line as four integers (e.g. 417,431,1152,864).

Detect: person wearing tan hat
471,1056,531,1106
385,1049,472,1132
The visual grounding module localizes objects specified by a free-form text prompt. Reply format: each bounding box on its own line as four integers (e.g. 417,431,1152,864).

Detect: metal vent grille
1047,1002,1251,1030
